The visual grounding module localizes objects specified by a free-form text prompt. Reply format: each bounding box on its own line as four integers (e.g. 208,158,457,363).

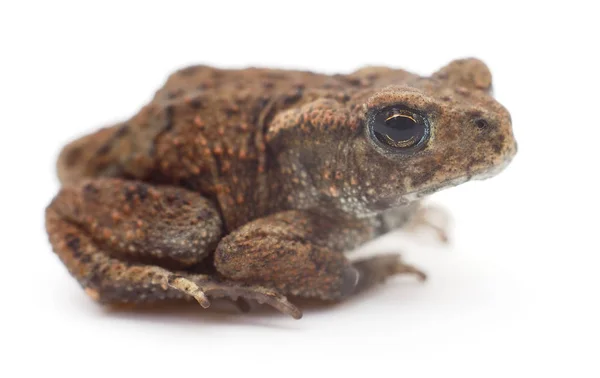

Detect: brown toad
46,58,517,319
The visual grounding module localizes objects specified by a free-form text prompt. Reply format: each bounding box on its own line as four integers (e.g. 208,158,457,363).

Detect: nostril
474,118,489,130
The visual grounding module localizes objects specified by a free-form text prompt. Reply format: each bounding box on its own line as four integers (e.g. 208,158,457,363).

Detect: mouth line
469,153,515,181
400,157,514,201
404,175,470,200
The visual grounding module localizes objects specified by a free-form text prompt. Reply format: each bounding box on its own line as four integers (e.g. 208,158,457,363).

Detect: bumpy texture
47,58,517,318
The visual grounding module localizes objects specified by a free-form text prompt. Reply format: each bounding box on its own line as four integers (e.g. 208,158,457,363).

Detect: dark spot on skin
179,177,202,192
163,105,174,131
224,108,238,117
490,134,505,154
94,162,111,174
66,235,81,255
283,88,303,106
491,142,502,154
346,78,361,87
124,188,135,202
96,143,112,156
167,89,184,99
167,275,182,285
115,124,130,138
97,124,131,156
83,183,98,196
258,96,270,108
165,192,187,206
64,147,83,167
188,98,202,109
123,184,149,202
137,184,148,201
86,271,104,288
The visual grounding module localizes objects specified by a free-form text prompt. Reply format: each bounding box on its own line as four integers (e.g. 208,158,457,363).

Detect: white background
1,1,598,377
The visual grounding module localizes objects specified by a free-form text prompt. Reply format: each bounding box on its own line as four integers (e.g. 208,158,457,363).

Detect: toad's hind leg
45,179,301,318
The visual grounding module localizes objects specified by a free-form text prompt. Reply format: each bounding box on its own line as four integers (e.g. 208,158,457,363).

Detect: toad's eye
369,108,430,152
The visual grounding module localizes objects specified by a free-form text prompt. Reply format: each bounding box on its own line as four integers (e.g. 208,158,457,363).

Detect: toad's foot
351,254,426,294
406,204,451,244
168,275,302,319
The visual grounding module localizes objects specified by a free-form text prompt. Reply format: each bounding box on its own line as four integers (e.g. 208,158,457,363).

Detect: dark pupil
373,111,425,148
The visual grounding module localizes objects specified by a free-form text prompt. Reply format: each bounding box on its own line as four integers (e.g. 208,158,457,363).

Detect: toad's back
57,65,414,229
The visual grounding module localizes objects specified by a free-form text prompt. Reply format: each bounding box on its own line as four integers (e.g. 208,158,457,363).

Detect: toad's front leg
215,210,425,302
380,202,451,243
